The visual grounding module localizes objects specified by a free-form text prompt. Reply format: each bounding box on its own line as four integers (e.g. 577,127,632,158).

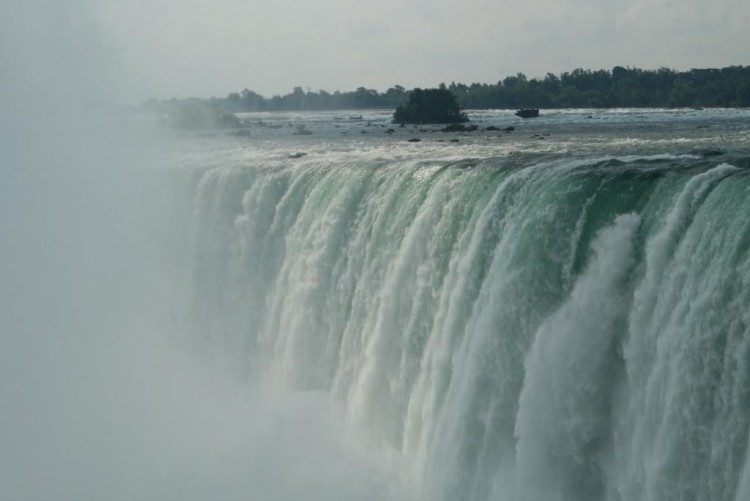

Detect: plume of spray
0,2,408,500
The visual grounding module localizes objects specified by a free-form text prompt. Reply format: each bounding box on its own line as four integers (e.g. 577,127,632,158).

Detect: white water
4,2,747,499
3,103,750,500
181,136,750,501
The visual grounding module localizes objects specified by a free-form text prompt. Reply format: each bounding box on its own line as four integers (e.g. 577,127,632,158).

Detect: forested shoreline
144,65,750,115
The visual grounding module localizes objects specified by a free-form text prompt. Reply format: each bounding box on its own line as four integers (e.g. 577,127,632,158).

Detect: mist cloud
1,3,410,500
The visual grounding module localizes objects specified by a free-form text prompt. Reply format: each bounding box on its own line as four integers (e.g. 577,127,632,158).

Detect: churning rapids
5,108,750,501
167,108,750,501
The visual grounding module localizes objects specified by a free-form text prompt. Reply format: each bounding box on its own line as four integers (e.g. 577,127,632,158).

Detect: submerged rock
231,128,252,137
515,109,540,118
293,124,313,135
692,148,725,157
441,124,479,132
442,124,468,132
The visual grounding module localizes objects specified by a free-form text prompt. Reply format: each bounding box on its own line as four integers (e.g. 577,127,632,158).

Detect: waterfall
186,155,750,501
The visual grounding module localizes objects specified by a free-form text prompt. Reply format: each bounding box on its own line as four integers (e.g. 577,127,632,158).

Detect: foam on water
5,104,750,500
180,123,750,500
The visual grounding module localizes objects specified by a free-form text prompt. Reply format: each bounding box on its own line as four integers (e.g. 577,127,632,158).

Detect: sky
3,0,750,104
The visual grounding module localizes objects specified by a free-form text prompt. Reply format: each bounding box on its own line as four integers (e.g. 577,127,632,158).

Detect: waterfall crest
188,156,750,501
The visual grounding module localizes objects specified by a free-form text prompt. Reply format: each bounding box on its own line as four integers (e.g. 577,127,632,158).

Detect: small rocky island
393,88,469,124
515,109,540,118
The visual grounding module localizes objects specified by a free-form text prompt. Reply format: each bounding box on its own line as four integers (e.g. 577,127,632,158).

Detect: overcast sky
4,0,750,104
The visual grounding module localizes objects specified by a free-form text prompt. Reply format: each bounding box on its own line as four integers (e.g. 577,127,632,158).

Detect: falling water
183,124,750,501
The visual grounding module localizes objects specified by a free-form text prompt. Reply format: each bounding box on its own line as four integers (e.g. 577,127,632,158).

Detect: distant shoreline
142,65,750,115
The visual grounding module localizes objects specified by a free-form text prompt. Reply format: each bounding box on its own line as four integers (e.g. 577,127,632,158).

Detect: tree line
143,65,750,114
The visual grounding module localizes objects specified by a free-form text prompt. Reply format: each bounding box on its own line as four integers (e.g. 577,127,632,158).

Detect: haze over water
3,1,750,500
9,107,742,501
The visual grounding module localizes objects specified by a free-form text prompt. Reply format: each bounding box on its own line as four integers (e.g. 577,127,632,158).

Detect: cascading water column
184,155,750,501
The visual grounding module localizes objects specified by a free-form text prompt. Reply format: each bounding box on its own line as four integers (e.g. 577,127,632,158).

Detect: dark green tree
393,88,468,124
145,65,750,116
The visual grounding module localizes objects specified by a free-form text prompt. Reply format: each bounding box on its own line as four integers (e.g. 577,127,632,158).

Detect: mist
0,2,408,500
4,3,750,501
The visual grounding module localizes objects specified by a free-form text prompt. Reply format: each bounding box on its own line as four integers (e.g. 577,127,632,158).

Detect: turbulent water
168,108,750,501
